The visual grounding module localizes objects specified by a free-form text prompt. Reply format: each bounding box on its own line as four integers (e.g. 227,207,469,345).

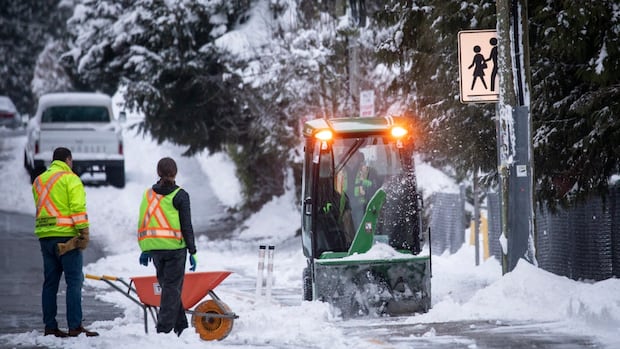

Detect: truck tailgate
39,124,122,160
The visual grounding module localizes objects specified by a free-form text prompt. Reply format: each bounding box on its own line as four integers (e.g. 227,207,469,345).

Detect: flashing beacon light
315,129,333,141
315,129,333,150
391,125,408,138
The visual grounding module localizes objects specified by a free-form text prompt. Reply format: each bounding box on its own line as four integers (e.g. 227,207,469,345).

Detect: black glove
139,252,151,266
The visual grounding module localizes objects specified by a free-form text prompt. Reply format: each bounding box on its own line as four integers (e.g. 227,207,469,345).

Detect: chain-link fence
429,186,620,280
428,190,465,255
487,193,503,261
486,186,620,281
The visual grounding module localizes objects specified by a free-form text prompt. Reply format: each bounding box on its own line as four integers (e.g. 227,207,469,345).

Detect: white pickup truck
24,92,126,187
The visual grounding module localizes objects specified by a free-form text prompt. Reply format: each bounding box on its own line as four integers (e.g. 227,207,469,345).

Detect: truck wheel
106,166,125,188
302,267,313,301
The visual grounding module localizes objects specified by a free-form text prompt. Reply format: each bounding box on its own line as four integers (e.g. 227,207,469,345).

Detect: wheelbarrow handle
85,273,102,280
85,274,118,281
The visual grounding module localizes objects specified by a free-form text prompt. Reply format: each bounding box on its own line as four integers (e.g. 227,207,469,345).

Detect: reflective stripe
141,189,172,230
36,215,86,227
137,229,182,241
138,189,182,246
56,217,74,226
34,172,69,217
33,171,84,229
71,213,88,225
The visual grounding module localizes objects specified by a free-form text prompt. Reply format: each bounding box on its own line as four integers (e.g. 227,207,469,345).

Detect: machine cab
301,116,424,260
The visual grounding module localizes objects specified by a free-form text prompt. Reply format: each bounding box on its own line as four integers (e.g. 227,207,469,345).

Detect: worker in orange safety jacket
137,157,197,337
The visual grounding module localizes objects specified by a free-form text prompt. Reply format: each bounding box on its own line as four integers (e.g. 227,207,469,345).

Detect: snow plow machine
300,116,431,317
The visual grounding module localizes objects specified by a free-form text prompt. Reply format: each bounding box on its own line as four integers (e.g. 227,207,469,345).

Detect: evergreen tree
8,0,619,213
32,40,74,98
0,0,72,114
62,0,292,212
529,0,620,206
371,0,498,184
370,0,620,206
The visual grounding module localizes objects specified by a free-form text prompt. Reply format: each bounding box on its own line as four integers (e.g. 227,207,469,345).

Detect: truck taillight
118,142,123,155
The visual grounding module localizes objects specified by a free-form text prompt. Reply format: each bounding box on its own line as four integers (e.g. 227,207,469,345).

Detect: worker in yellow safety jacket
336,151,377,230
137,157,197,337
32,147,99,338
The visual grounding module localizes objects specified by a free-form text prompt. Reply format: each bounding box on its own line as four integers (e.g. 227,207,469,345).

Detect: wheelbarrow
85,271,238,341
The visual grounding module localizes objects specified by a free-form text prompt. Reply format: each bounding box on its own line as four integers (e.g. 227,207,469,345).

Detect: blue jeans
39,237,84,330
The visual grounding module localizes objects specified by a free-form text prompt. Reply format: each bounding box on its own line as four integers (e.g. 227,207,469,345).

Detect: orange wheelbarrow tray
85,271,239,341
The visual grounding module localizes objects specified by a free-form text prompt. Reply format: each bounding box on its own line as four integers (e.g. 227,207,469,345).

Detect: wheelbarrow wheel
192,300,234,341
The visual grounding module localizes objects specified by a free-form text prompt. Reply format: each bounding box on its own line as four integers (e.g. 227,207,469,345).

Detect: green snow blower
300,116,431,317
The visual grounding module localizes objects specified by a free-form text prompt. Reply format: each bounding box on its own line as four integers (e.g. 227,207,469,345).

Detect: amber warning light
390,126,408,138
314,130,333,141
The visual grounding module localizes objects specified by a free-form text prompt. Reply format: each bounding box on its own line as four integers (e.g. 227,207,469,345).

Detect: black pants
151,249,188,333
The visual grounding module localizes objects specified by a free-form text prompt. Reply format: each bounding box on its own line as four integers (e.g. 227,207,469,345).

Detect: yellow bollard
480,213,489,260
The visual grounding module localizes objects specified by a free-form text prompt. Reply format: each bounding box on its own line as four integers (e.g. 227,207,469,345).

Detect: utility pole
496,0,536,273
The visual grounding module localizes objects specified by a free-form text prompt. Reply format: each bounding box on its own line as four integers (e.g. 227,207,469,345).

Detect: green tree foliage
529,0,620,206
5,0,619,213
371,0,498,184
371,0,620,206
0,0,71,114
287,1,357,119
62,0,291,212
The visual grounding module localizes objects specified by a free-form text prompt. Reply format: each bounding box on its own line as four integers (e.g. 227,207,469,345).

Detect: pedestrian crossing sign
458,29,499,104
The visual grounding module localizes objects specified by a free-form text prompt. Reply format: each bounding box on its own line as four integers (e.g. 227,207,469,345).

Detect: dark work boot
68,325,99,337
44,328,69,338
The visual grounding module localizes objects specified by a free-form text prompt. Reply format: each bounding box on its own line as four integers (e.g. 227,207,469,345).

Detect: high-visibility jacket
336,164,373,214
137,187,187,252
32,160,89,238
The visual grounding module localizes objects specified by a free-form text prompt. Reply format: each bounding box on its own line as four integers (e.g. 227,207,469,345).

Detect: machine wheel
192,300,234,341
302,267,312,301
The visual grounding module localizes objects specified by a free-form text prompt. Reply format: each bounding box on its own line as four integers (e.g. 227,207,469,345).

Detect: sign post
359,90,375,117
458,30,499,104
458,20,535,274
458,29,499,265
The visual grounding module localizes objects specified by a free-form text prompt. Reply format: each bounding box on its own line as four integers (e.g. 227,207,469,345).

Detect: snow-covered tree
0,0,72,114
371,0,498,184
529,0,620,206
6,0,619,213
32,40,74,98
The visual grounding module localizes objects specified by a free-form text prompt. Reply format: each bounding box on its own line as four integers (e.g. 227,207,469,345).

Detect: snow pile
341,242,428,261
